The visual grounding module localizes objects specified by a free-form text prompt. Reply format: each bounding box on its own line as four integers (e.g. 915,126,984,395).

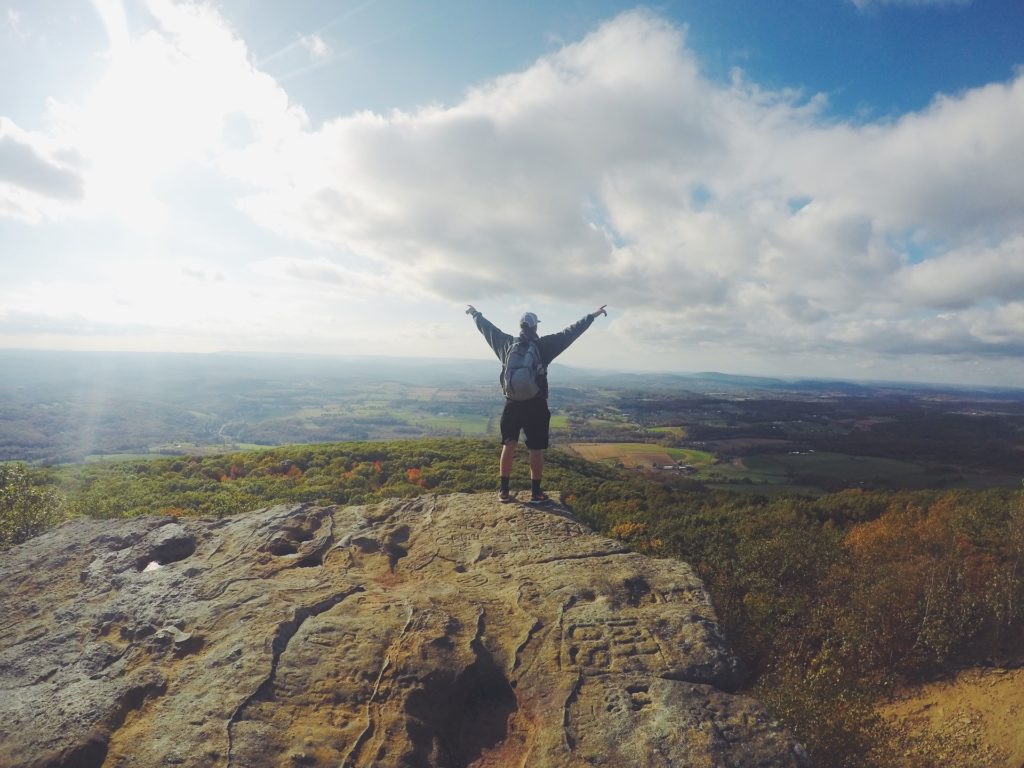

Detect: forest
3,437,1022,767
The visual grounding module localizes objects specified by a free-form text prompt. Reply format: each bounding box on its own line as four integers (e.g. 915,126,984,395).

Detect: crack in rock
226,586,364,767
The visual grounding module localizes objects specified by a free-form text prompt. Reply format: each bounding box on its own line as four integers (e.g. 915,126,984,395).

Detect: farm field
549,413,570,429
564,441,715,470
769,452,936,486
706,451,934,487
648,425,687,439
410,411,492,434
700,450,1021,492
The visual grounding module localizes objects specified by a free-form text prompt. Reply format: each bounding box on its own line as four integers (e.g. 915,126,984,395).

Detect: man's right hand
465,304,477,316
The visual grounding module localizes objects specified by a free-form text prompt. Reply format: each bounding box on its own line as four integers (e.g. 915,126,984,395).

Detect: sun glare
65,0,295,233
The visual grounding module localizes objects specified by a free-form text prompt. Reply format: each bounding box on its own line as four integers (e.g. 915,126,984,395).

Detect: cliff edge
0,493,809,767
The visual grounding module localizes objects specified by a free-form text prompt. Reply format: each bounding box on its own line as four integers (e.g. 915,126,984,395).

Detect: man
466,304,607,503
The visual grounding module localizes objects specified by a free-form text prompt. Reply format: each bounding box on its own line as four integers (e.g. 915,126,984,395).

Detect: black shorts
499,398,551,449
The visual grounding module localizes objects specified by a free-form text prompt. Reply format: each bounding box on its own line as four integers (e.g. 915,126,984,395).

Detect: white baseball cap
519,311,540,327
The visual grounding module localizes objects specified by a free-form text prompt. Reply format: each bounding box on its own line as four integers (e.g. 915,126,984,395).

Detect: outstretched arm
465,306,513,361
540,305,608,362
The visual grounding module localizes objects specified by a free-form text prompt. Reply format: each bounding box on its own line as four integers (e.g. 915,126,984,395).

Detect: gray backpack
502,339,546,401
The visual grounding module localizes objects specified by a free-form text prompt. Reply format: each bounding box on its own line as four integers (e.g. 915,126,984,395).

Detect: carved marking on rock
561,618,666,675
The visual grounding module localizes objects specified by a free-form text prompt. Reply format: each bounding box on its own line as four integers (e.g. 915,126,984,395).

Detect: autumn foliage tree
837,491,1024,679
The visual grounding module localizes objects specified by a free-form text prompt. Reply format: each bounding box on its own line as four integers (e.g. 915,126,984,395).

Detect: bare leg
528,449,544,481
500,441,517,477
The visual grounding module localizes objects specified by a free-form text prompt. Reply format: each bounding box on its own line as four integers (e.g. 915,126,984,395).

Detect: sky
1,0,1023,385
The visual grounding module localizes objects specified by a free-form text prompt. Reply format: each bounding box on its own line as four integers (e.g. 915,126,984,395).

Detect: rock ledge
0,494,809,767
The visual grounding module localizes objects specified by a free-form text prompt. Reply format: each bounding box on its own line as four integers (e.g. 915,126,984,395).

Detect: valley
3,350,1021,496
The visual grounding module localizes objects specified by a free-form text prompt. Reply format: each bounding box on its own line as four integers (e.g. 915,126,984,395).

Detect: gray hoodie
470,310,596,400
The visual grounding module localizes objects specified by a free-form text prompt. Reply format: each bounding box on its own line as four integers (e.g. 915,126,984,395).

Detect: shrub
0,464,65,550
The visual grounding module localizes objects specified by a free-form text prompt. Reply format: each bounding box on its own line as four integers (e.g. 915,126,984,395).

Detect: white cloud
250,255,404,300
896,237,1024,310
5,8,25,37
218,9,1024,366
10,0,307,231
5,3,1023,378
773,78,1024,242
300,33,330,61
0,118,85,222
91,0,130,53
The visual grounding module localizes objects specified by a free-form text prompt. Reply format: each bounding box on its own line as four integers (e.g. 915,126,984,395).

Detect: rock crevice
226,585,365,766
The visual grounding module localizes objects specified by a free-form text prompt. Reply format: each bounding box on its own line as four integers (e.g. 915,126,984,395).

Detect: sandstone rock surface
0,494,809,767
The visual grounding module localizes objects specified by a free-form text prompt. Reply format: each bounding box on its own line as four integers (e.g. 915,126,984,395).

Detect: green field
648,425,687,439
412,412,491,434
704,451,939,490
565,442,715,469
549,413,570,429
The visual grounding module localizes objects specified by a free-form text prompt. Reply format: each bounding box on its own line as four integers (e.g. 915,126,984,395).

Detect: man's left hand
591,305,608,318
